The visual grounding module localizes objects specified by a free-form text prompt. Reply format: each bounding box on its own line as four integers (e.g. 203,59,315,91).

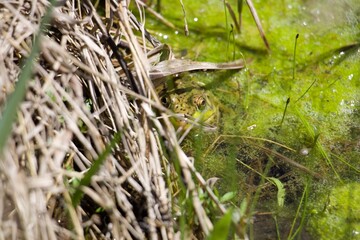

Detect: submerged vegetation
143,0,360,238
0,0,359,239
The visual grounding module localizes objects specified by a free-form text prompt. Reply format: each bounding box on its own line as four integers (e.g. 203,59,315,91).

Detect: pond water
143,0,360,239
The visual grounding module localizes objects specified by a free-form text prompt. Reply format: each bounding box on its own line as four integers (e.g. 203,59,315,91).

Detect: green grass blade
267,177,285,208
294,108,341,180
207,209,233,240
288,183,308,239
0,0,56,153
71,132,122,207
331,153,360,173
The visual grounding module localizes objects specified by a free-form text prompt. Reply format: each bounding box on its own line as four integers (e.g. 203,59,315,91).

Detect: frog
146,44,243,129
157,77,219,130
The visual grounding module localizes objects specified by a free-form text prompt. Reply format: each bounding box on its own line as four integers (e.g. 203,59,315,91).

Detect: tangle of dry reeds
0,0,223,239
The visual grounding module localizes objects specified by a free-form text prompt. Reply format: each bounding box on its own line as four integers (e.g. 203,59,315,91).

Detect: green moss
308,183,360,239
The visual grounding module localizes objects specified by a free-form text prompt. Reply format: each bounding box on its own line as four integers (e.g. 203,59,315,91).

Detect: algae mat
143,0,360,238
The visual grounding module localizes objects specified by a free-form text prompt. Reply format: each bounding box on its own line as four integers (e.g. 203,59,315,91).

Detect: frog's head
160,86,219,130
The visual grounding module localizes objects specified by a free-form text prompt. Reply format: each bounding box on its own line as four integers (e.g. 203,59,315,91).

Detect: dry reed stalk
0,0,225,239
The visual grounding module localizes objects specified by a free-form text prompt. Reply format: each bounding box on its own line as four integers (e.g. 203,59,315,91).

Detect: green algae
138,0,360,238
308,183,360,239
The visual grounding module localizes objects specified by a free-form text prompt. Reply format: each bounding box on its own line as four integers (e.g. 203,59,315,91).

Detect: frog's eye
161,96,170,107
193,96,206,109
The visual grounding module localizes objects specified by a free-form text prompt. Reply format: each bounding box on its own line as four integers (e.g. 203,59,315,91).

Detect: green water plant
207,209,234,240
